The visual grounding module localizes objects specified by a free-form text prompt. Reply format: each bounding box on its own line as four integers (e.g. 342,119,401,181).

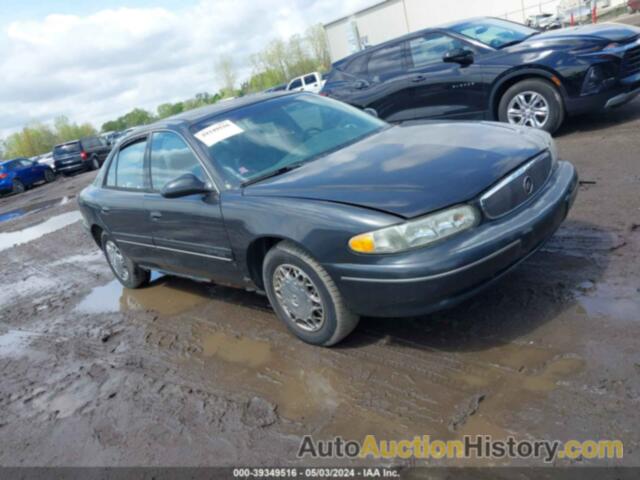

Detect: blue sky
0,0,374,136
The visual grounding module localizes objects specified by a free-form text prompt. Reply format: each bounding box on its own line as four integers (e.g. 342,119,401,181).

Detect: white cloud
0,0,373,136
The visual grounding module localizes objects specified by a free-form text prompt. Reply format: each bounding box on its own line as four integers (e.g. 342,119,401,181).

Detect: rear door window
367,42,406,81
149,132,206,191
105,139,147,190
303,74,317,85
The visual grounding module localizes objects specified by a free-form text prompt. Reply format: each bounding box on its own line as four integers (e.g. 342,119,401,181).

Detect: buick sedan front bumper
327,161,578,318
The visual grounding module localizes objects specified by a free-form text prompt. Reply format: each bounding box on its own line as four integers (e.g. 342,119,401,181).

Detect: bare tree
215,54,238,97
305,23,331,71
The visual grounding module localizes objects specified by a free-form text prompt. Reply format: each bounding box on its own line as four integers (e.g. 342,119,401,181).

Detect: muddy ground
1,100,639,467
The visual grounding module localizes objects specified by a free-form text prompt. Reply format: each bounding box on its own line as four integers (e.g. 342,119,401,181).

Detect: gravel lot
1,96,639,467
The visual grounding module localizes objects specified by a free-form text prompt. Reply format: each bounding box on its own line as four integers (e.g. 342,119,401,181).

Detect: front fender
220,191,400,280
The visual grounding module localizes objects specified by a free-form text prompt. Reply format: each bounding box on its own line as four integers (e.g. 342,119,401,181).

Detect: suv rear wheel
89,156,100,171
263,241,359,346
101,233,150,289
498,78,564,133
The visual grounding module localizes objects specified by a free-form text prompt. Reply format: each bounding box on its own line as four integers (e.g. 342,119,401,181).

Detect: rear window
54,142,81,155
346,55,369,76
81,136,103,148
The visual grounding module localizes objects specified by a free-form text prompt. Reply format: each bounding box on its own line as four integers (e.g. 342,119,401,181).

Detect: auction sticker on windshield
195,120,243,146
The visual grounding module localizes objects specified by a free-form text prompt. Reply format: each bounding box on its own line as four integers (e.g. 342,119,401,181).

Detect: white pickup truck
286,72,326,94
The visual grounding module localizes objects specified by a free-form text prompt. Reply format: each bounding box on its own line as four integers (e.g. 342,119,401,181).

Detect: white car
286,72,326,94
34,152,55,171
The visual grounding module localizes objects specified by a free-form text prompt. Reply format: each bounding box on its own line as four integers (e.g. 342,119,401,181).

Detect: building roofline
323,0,396,28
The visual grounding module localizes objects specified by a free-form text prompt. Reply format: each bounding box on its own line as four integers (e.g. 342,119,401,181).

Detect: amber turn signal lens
349,234,375,253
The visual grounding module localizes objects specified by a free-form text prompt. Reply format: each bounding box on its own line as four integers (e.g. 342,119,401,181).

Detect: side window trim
102,135,150,192
148,129,219,193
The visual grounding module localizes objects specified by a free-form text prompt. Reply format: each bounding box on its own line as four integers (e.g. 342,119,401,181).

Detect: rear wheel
101,233,150,289
44,169,56,183
89,156,100,171
263,241,359,346
12,179,25,194
498,78,564,133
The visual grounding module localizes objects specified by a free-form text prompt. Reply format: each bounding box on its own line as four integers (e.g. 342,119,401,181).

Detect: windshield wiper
499,32,539,49
241,162,304,187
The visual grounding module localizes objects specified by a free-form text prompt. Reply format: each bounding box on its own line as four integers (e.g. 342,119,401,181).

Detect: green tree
157,102,185,119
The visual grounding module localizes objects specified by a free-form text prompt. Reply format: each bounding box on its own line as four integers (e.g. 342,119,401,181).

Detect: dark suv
53,136,111,174
321,17,640,133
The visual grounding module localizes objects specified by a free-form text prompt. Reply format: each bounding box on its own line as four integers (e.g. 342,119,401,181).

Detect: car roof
124,91,296,136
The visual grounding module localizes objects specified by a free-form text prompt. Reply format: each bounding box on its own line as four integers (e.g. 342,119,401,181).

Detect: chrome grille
622,44,640,78
480,152,553,219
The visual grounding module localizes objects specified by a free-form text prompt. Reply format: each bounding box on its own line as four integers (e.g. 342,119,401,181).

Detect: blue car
0,158,56,195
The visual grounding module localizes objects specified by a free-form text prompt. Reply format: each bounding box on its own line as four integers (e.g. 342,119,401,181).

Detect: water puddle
576,282,640,324
75,274,210,316
195,327,343,422
0,196,73,224
0,210,82,252
0,330,41,358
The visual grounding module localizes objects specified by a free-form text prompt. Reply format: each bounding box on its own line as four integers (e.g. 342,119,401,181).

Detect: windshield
190,94,386,188
450,18,537,49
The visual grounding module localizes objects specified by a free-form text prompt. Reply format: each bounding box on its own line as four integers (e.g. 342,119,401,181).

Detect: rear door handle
150,211,162,221
101,207,111,214
411,75,427,83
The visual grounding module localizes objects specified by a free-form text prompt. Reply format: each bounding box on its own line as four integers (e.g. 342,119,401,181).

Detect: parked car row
320,17,640,133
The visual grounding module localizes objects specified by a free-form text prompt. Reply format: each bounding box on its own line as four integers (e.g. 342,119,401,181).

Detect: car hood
523,23,640,44
243,122,551,219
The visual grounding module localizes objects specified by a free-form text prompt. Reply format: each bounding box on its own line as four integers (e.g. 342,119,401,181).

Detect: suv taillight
0,173,7,179
80,151,87,160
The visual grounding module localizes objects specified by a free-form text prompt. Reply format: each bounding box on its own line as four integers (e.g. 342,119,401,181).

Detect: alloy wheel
507,91,550,128
105,240,130,282
273,264,325,332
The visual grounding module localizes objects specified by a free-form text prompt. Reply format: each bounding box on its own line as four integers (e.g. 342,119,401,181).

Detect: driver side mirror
161,173,212,198
443,48,474,66
353,80,370,90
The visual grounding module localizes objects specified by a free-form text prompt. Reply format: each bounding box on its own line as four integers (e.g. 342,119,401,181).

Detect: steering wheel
490,39,503,49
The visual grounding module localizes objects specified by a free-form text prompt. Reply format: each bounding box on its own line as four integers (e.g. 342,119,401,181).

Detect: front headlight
349,205,479,254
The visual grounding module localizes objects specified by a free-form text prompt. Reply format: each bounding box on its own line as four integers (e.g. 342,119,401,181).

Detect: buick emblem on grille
523,175,534,196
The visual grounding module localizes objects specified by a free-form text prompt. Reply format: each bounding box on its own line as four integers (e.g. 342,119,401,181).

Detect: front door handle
101,207,111,214
150,211,162,221
411,75,427,83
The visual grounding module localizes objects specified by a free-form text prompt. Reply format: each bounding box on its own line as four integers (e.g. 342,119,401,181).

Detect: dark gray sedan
78,92,578,346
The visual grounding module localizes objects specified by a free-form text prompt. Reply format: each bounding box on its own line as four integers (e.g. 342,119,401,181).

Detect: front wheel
101,233,150,289
498,78,564,133
263,241,359,346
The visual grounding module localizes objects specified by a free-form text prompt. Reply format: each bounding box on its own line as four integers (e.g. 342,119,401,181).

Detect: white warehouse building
324,0,626,62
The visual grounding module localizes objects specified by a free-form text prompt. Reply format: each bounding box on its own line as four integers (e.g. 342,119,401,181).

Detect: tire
44,169,56,183
89,156,100,171
263,241,359,346
12,179,25,194
498,78,564,134
101,232,150,289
